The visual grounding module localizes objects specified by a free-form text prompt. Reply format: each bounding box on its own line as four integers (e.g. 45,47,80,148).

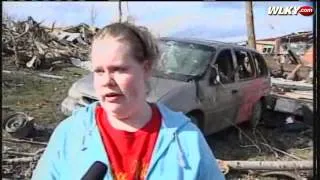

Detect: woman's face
91,37,151,117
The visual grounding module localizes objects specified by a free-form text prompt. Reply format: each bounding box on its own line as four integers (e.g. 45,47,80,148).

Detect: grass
2,60,89,126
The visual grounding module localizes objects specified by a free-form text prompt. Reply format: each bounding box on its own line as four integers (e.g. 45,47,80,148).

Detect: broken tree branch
255,130,279,158
260,143,304,161
3,151,36,157
224,160,312,171
3,148,45,157
260,171,303,179
3,70,64,80
225,118,262,153
38,73,64,79
2,157,37,164
3,138,47,146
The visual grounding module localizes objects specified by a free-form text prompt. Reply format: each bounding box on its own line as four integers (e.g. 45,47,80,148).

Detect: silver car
61,37,271,135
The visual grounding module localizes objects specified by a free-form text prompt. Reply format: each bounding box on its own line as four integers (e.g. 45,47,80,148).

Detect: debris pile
265,50,313,82
263,49,313,127
2,16,95,69
2,138,46,179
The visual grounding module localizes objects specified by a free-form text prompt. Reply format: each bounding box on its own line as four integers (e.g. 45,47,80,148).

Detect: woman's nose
102,73,116,87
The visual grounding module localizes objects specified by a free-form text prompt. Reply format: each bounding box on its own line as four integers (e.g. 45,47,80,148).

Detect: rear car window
214,49,235,84
234,49,256,80
252,52,269,77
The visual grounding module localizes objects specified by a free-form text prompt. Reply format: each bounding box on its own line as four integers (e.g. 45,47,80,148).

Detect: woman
32,22,225,180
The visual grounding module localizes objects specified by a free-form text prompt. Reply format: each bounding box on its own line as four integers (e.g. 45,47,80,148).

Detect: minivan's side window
234,49,255,79
252,52,268,77
214,49,235,84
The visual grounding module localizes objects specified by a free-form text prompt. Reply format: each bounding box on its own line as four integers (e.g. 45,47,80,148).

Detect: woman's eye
114,67,127,72
94,69,104,75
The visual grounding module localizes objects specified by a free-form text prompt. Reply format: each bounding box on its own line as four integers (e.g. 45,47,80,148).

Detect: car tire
250,100,263,129
3,112,34,138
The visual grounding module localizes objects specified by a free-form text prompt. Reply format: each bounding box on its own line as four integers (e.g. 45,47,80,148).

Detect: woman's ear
143,60,152,77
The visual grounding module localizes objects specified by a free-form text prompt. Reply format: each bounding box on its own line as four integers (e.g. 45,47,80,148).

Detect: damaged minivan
61,37,271,135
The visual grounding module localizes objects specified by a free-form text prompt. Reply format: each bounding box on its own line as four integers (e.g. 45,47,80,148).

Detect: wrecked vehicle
61,37,271,135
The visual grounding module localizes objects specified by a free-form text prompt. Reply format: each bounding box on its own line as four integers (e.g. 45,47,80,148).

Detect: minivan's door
232,48,265,124
204,48,242,134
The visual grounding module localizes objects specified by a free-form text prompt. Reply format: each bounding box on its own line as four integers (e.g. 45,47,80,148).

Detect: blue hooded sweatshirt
32,102,225,180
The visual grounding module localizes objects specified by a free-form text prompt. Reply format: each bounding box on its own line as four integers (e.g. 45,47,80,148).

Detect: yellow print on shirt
112,161,149,180
115,172,128,180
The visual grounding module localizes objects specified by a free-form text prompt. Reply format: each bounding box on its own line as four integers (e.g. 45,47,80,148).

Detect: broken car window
234,49,255,79
252,52,268,77
214,49,235,84
156,41,215,77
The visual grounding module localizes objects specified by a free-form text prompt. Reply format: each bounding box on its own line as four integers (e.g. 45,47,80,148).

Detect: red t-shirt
96,104,161,180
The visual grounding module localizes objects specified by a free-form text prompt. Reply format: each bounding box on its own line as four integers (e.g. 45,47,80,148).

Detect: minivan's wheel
250,101,263,129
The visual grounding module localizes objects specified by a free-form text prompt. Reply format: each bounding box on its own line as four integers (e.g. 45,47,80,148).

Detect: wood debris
2,138,47,179
3,70,65,80
218,159,313,179
2,16,95,70
264,48,313,119
264,50,313,82
3,138,48,146
222,160,312,171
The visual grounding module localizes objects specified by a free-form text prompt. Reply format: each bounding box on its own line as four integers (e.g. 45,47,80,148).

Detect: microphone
81,161,108,180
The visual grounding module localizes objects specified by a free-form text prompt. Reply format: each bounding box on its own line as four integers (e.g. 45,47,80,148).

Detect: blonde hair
93,22,160,68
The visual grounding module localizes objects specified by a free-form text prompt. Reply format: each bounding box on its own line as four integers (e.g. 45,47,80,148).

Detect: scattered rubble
2,115,53,179
271,78,313,91
2,16,95,69
265,53,313,82
2,137,46,179
263,41,313,125
267,78,313,117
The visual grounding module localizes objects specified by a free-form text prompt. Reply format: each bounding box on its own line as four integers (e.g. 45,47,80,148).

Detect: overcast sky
3,1,314,42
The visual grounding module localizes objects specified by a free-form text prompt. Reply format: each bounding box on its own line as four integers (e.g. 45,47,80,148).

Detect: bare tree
3,8,8,21
126,1,129,22
126,1,129,12
245,2,256,49
90,5,97,28
2,8,15,22
118,0,122,23
89,5,98,34
125,2,136,23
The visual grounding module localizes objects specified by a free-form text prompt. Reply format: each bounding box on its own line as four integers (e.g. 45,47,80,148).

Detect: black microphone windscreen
81,161,107,180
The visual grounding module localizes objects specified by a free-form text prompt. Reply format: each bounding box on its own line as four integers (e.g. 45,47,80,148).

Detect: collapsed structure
2,16,95,70
240,32,314,125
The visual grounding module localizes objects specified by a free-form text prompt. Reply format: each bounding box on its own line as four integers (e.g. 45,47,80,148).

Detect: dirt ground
2,57,314,180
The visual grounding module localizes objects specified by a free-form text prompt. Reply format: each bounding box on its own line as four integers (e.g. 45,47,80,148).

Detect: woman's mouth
104,93,123,102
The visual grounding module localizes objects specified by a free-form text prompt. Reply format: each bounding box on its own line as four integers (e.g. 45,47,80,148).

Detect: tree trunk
90,5,97,34
245,2,256,49
225,160,312,170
